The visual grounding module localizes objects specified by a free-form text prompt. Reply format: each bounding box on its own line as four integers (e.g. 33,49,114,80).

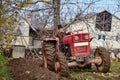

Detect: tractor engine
62,31,93,62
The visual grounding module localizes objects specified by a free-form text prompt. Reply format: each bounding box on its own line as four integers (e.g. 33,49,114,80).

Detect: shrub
0,51,9,80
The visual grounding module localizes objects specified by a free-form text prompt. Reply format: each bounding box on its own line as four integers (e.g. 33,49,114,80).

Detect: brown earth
7,58,73,80
7,57,120,80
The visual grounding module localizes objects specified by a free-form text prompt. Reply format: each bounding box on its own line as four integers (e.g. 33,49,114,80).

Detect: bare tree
3,0,118,49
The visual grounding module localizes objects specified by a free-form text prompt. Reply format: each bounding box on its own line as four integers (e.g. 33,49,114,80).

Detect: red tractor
42,30,110,76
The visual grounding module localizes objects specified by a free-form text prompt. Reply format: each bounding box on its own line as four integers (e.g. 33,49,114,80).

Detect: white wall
12,36,30,47
12,18,30,47
111,16,120,35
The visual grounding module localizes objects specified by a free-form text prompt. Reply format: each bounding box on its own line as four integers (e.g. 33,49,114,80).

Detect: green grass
69,70,80,80
70,62,120,80
110,61,120,73
83,76,96,80
0,51,9,80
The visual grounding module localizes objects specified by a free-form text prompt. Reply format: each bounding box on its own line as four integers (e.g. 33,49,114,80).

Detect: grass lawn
70,62,120,80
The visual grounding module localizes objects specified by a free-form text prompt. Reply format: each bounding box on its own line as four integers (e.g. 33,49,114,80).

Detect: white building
67,10,120,50
12,16,31,47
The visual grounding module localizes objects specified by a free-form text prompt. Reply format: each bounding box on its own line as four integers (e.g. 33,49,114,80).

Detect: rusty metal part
43,53,47,68
55,61,61,71
42,42,47,68
68,56,102,67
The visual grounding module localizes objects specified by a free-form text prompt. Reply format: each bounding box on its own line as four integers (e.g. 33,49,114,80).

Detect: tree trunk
53,0,60,34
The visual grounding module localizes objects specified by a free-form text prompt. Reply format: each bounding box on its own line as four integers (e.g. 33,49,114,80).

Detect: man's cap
58,25,63,29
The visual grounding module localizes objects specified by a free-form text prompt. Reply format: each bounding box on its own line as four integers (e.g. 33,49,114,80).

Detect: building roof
98,10,120,20
65,10,120,29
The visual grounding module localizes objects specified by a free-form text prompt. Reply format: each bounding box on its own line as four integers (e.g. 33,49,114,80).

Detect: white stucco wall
12,19,30,47
12,36,30,47
111,16,120,35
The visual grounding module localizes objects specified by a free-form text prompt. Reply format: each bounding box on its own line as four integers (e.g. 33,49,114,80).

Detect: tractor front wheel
94,47,110,73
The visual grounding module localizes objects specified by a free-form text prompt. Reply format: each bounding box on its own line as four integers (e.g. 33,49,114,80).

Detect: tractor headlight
84,35,89,40
74,36,79,40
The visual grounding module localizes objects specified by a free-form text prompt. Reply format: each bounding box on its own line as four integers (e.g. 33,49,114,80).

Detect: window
96,11,112,31
116,36,119,41
98,34,106,40
103,35,106,40
98,35,101,40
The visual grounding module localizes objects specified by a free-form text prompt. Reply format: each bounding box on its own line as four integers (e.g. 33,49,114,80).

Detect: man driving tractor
55,24,70,52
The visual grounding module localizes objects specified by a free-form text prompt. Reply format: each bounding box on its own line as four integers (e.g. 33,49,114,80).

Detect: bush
0,51,9,80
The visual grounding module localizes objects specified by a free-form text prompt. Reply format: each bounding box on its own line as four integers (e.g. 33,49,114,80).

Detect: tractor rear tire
94,47,110,73
55,53,69,77
43,42,56,71
43,42,69,77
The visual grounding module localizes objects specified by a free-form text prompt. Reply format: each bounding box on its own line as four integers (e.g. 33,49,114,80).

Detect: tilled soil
7,58,73,80
7,57,120,80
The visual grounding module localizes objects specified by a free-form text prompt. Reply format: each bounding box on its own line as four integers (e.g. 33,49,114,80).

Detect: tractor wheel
94,47,110,73
55,53,69,77
43,42,56,71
